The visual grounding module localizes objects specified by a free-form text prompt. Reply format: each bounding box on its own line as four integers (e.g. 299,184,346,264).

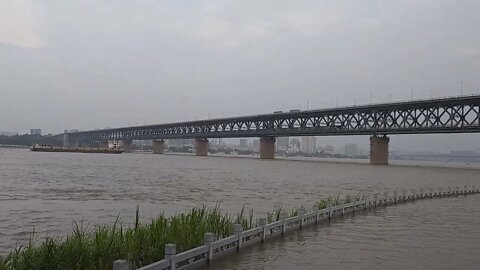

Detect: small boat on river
30,144,123,154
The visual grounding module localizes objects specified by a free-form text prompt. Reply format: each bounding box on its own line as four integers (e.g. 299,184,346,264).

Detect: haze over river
1,148,480,269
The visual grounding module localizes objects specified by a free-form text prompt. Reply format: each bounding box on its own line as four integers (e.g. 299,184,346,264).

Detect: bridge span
61,95,480,165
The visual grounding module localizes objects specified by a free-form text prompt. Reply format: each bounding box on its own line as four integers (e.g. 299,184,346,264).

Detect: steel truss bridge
65,95,480,142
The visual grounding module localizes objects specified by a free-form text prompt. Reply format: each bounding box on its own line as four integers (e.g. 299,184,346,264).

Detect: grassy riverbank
0,197,352,270
0,206,237,270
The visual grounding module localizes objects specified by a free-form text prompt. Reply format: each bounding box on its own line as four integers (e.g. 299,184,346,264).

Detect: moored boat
30,144,123,154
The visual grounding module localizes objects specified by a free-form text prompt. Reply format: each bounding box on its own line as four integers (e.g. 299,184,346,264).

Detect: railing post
456,186,460,195
464,185,468,195
327,201,333,219
411,189,416,201
298,208,305,228
430,188,434,198
234,224,243,251
113,260,129,270
420,189,424,199
165,244,177,270
353,197,357,212
393,191,398,204
204,233,215,265
373,194,378,207
384,192,389,206
364,196,368,210
279,212,288,235
258,217,267,243
313,204,319,224
403,190,407,202
447,187,451,197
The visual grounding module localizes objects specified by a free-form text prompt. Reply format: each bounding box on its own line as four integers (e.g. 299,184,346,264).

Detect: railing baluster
279,212,288,235
165,244,177,270
298,208,305,228
234,224,243,251
313,204,319,223
258,218,267,243
204,233,215,265
113,260,129,270
327,201,333,219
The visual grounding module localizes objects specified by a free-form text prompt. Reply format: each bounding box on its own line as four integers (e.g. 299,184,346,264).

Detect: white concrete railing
113,185,479,270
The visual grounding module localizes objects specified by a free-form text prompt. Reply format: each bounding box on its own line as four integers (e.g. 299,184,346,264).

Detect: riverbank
160,151,480,170
0,207,238,270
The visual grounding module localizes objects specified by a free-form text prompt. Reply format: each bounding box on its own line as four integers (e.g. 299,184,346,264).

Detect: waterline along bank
0,186,478,270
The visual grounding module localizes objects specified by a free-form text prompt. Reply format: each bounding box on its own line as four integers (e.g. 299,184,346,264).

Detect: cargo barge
30,144,123,154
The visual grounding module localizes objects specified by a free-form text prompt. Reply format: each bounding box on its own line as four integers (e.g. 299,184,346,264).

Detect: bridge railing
113,185,480,270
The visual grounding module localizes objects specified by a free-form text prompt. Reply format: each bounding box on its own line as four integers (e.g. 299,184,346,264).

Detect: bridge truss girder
67,96,480,142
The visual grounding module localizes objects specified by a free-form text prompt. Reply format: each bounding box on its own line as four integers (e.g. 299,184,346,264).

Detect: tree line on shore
0,135,61,146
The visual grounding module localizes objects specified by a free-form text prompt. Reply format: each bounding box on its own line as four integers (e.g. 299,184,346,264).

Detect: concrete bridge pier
122,139,133,153
153,139,165,154
370,135,390,165
195,138,209,156
260,137,276,159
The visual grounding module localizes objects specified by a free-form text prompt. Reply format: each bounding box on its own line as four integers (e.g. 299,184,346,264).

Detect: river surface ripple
0,148,479,269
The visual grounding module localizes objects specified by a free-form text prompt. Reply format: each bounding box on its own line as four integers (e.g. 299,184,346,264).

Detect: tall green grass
0,194,363,270
314,193,364,210
0,206,237,270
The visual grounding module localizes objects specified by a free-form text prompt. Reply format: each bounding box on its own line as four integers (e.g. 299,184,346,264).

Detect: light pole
370,91,376,104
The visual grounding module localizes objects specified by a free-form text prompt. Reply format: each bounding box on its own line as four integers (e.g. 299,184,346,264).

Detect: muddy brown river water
1,148,479,269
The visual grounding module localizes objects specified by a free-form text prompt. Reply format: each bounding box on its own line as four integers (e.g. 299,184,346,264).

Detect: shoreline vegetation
0,195,355,270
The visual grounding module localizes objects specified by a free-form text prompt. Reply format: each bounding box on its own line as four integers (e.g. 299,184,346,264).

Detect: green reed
0,195,359,270
0,206,237,270
314,193,364,210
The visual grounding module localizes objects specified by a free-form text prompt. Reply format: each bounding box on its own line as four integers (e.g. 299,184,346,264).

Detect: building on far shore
31,129,42,136
323,145,334,154
345,143,358,156
253,139,260,151
239,139,248,149
277,137,289,152
301,136,316,154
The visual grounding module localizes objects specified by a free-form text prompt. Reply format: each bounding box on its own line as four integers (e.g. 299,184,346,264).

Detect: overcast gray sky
1,0,479,152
